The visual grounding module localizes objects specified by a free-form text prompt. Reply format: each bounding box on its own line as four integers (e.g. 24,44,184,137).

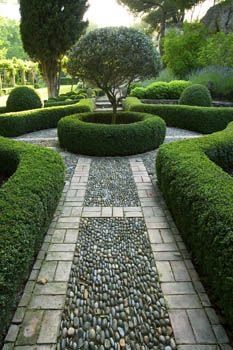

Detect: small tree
69,27,160,123
19,0,88,98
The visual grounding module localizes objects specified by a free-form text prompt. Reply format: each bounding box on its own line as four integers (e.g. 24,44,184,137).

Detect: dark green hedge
0,99,94,137
130,81,191,100
44,99,81,108
156,123,233,325
179,84,212,107
58,111,166,156
124,97,233,134
6,86,42,112
0,106,6,114
0,137,65,339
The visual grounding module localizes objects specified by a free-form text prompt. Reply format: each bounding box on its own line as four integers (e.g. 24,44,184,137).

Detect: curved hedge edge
0,98,94,137
123,97,233,134
0,137,65,339
58,111,166,156
156,123,233,325
44,99,81,108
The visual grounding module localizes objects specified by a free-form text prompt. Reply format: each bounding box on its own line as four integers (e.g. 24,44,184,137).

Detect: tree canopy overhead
20,0,89,97
69,26,160,122
118,0,203,49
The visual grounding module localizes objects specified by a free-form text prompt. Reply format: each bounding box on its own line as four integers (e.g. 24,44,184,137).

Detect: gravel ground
84,159,140,207
14,128,57,139
13,127,201,179
59,217,176,350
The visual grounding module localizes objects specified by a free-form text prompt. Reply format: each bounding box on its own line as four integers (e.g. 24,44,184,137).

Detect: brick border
3,158,91,349
3,155,232,350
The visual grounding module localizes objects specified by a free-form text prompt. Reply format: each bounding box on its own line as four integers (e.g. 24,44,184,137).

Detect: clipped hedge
6,86,42,112
130,81,191,100
179,84,212,107
0,137,65,338
0,99,94,137
58,111,166,156
44,99,81,108
156,124,233,324
124,97,233,134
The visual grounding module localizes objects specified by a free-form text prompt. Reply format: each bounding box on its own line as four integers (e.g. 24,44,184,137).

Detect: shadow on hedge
0,137,65,341
156,122,233,325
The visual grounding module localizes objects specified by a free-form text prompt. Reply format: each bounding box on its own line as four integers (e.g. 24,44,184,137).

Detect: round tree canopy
69,26,160,90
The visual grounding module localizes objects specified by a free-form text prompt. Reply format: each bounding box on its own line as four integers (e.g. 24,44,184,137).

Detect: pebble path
3,123,232,350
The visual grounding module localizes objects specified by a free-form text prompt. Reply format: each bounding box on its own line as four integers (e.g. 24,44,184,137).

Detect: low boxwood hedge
156,123,233,325
0,99,94,137
124,97,233,134
58,111,166,156
130,81,191,100
0,137,65,339
44,99,81,108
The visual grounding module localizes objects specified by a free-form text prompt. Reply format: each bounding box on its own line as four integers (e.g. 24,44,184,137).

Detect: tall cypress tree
20,0,88,97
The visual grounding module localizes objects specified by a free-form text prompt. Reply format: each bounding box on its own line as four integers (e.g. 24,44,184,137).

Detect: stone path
3,128,232,350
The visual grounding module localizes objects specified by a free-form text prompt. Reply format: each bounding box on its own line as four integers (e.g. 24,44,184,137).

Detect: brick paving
3,153,232,349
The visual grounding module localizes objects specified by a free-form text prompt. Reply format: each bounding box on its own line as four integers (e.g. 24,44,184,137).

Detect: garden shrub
130,81,191,100
44,99,81,108
124,97,233,134
6,86,42,112
156,123,233,325
58,111,166,156
188,66,233,101
0,106,6,114
179,84,212,107
0,99,94,137
0,137,64,338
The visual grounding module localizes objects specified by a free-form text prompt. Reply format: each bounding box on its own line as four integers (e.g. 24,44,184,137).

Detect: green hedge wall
0,137,65,339
130,81,191,100
0,99,94,137
156,124,233,325
58,111,166,156
124,97,233,134
44,99,81,108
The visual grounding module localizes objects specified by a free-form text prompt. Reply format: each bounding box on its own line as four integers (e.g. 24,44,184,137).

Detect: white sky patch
0,0,215,25
85,0,135,27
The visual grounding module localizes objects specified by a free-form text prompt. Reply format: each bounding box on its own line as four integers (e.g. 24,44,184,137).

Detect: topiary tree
19,0,88,98
179,84,212,107
69,27,160,123
6,86,42,112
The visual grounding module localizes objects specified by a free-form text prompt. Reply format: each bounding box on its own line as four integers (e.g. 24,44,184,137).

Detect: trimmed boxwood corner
58,111,166,156
0,98,94,137
124,97,233,134
156,124,233,325
0,137,65,337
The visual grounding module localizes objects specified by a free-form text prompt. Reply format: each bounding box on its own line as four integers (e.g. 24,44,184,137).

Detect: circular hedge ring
58,111,166,156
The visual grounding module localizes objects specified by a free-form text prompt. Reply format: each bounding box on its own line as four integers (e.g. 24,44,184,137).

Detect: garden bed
0,99,94,137
141,99,233,107
58,111,166,156
0,137,65,340
156,123,233,325
124,97,233,134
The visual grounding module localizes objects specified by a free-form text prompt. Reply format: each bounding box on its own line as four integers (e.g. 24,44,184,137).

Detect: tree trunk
41,61,59,99
21,70,26,85
11,72,15,87
159,19,166,55
106,92,118,124
112,102,117,124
